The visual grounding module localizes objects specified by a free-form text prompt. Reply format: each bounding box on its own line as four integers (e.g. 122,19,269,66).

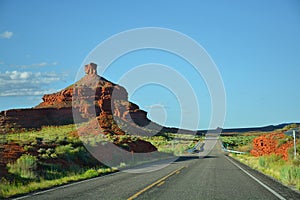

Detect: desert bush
7,154,38,179
50,153,58,158
46,148,55,155
84,169,98,178
236,142,253,152
221,136,256,150
37,148,46,154
277,136,293,148
258,157,267,167
280,165,300,186
41,154,50,159
55,144,73,155
23,145,35,151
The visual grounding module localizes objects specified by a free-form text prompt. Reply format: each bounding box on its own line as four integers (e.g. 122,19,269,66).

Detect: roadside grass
0,167,118,198
231,153,300,190
223,127,300,191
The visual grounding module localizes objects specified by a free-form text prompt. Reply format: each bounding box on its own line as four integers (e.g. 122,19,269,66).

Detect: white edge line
13,171,122,200
225,156,286,200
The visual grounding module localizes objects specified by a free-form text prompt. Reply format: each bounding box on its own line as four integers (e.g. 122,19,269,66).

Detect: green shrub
41,154,49,159
258,157,267,167
84,169,98,178
37,148,46,154
24,145,34,151
46,148,54,155
55,144,73,155
50,153,58,158
7,154,38,179
277,136,292,148
266,154,282,163
280,165,300,185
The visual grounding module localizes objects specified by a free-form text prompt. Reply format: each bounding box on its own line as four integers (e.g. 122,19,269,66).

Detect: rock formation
250,133,293,160
0,63,152,133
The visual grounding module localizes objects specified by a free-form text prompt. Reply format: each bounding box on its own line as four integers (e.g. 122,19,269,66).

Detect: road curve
14,140,300,200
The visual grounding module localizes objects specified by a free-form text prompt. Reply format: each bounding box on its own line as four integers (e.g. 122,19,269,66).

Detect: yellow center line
127,166,185,200
156,181,165,187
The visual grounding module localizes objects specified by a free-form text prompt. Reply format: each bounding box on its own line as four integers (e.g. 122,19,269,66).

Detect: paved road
15,138,300,200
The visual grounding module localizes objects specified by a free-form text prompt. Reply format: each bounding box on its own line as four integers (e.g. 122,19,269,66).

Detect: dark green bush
7,154,38,179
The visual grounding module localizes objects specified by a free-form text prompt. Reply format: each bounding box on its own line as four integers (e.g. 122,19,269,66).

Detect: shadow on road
174,156,199,163
202,155,218,159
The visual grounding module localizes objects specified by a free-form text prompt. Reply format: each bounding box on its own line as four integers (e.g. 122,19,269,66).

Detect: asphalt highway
14,139,300,200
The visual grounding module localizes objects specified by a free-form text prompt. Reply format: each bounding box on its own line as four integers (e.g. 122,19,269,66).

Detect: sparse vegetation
232,153,300,190
143,133,202,155
0,167,118,198
7,154,38,179
221,135,256,152
0,125,113,198
225,131,300,190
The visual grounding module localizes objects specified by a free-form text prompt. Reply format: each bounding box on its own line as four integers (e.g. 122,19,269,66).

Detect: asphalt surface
14,139,300,200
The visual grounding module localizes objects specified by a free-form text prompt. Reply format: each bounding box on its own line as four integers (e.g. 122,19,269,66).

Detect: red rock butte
0,63,153,134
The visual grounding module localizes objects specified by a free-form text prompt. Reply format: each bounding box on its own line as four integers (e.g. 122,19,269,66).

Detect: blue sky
0,0,299,129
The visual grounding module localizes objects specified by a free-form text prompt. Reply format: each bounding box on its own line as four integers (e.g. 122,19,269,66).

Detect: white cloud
0,31,13,39
9,62,58,69
0,70,67,96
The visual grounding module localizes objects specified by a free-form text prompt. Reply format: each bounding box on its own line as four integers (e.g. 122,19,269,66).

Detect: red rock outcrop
250,133,293,160
0,63,151,132
36,89,73,108
0,108,76,133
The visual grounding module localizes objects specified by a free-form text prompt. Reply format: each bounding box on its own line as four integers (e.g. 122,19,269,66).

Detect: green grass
0,167,118,198
231,153,300,190
2,124,78,145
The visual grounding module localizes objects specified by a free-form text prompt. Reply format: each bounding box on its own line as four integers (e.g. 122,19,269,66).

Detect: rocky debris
250,133,293,160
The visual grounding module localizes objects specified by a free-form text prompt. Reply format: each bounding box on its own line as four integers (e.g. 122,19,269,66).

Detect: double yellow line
127,166,185,200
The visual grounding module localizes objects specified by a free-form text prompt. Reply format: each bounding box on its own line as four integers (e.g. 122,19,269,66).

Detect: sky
0,0,300,129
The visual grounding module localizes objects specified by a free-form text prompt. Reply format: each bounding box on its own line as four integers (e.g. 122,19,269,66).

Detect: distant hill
194,123,300,135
